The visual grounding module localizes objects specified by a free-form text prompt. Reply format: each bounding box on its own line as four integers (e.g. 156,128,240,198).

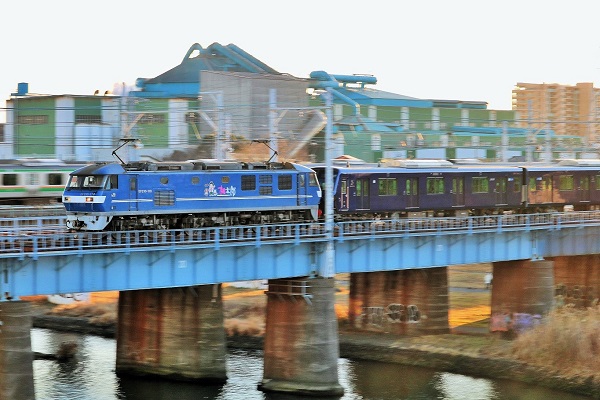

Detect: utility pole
268,89,279,162
321,89,335,278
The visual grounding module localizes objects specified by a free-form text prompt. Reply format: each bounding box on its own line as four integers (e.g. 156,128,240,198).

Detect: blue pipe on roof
181,43,208,63
226,43,278,74
208,42,262,73
330,74,377,86
309,71,363,115
310,71,377,87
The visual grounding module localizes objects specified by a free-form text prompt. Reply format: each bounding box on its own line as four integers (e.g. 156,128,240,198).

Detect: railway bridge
2,212,600,398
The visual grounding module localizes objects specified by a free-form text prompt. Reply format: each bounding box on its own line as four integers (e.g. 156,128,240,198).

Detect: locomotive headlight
86,197,94,202
64,197,71,202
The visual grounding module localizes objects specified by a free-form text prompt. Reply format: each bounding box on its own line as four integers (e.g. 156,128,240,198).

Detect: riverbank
30,314,600,398
24,265,600,398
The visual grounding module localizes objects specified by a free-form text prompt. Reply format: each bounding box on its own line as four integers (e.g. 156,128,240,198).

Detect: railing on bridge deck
0,204,65,218
3,211,600,258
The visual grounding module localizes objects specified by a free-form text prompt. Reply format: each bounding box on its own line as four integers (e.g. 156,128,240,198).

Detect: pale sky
1,0,599,122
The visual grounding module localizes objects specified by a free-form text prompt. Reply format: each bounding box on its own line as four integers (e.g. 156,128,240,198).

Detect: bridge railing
0,215,67,233
3,211,600,258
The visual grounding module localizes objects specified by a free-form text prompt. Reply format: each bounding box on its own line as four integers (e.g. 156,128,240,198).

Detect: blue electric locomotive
63,160,322,231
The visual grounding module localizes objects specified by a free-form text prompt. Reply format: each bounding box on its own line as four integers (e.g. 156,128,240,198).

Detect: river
31,328,590,400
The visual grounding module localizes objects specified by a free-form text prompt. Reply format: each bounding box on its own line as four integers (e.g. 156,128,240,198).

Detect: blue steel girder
2,213,600,299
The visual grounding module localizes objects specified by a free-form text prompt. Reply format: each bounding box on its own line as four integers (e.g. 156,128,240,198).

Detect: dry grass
511,303,600,376
49,302,117,326
223,290,266,337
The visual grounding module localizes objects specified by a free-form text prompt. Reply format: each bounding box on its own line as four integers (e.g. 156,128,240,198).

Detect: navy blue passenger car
312,159,600,219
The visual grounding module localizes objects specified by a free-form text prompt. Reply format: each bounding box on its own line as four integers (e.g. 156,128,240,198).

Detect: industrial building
1,42,593,162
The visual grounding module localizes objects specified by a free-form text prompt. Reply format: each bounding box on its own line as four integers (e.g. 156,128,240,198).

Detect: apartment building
512,82,600,140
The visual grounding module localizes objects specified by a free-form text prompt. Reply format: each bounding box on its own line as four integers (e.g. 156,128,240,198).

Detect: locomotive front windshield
66,175,108,190
309,172,319,187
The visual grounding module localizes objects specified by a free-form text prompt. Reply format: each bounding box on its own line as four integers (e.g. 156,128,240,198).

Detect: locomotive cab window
222,176,230,184
309,173,319,187
67,175,106,189
108,175,118,189
160,177,169,185
191,176,200,185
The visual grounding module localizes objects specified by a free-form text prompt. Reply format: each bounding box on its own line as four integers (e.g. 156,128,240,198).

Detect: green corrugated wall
14,97,55,156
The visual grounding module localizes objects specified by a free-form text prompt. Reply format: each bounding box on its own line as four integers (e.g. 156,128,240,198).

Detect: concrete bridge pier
0,301,35,400
548,255,600,308
259,277,344,397
490,260,555,332
348,268,450,335
116,285,227,383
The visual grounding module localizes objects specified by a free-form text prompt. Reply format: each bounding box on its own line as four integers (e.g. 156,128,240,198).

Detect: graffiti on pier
361,303,421,327
555,284,596,306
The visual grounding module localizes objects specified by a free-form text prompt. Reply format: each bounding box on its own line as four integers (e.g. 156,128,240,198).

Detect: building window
472,177,489,193
241,175,256,191
278,174,292,190
139,114,165,124
378,178,397,196
75,115,102,124
426,177,444,195
17,115,48,125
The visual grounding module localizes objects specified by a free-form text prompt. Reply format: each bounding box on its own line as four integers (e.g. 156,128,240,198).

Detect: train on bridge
61,154,600,231
63,159,322,231
0,159,85,205
312,158,600,220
